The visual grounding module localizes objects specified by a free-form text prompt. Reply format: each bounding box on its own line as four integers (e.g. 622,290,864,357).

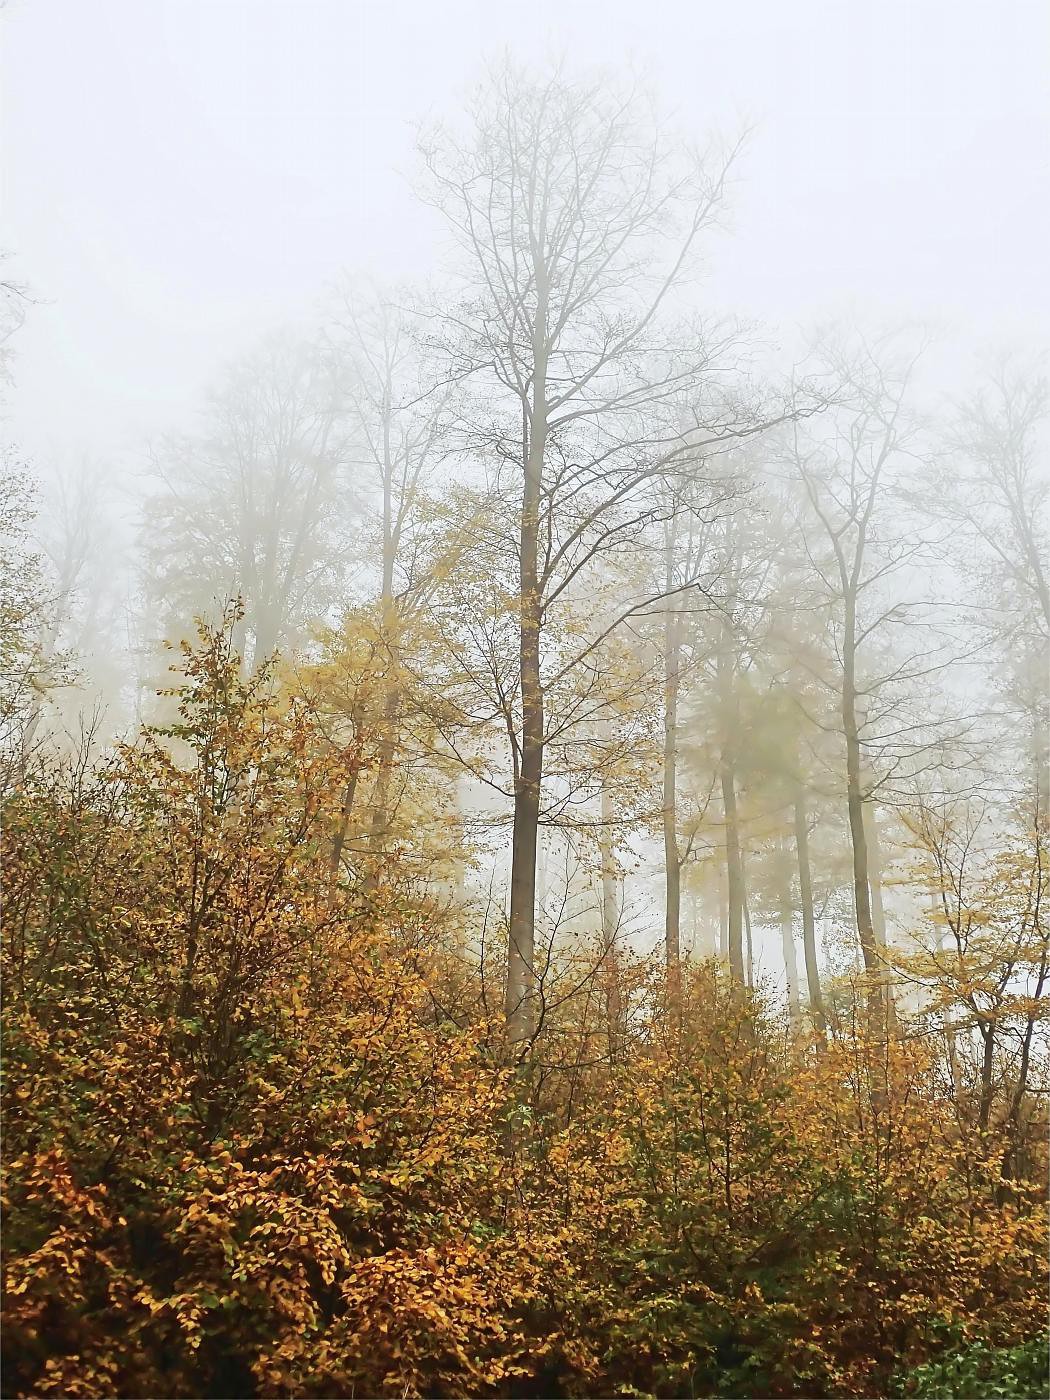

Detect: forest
2,45,1049,1400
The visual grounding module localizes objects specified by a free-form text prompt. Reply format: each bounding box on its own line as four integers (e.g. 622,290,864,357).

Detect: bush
894,1333,1050,1400
3,619,1047,1397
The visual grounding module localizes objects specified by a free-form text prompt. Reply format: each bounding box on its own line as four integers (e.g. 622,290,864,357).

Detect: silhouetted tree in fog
143,336,350,680
420,61,789,1041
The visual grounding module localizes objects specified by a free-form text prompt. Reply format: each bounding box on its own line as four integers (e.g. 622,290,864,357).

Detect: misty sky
3,0,1049,473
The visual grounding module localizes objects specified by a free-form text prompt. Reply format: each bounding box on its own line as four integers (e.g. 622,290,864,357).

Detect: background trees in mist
142,336,350,678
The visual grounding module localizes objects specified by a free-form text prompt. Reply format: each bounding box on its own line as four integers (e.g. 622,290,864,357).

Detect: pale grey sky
3,0,1049,468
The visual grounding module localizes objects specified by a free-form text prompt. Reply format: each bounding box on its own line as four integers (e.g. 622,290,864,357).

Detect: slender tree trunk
721,761,745,984
864,801,888,949
18,698,43,777
364,445,403,878
703,893,719,960
251,541,281,672
978,1022,996,1132
663,603,682,980
535,832,548,920
688,886,710,958
1032,688,1049,823
778,834,801,1023
231,605,249,678
368,694,399,835
363,676,400,891
842,620,883,1031
599,784,619,951
368,428,402,852
252,615,277,674
453,775,468,907
865,798,900,1032
927,883,961,1093
599,782,622,1053
794,785,825,1032
329,763,363,901
743,883,754,990
717,608,745,986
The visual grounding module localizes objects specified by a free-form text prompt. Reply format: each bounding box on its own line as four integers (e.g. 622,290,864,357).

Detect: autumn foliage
2,620,1047,1399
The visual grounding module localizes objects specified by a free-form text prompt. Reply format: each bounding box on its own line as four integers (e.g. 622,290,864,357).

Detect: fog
6,0,1049,466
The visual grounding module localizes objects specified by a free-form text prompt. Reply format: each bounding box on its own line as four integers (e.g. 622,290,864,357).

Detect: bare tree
143,335,349,680
943,358,1050,813
17,463,109,761
679,492,783,986
0,459,56,782
420,61,790,1041
327,287,449,871
656,479,736,980
786,329,944,1020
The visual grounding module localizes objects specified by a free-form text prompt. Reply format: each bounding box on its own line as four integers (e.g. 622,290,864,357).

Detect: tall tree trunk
778,834,801,1023
231,605,249,678
928,883,961,1094
717,607,745,985
368,694,399,835
1032,687,1049,823
368,423,401,860
506,298,548,1045
365,445,403,879
328,765,362,902
704,894,718,960
252,613,277,674
977,1021,996,1132
663,604,682,980
507,546,542,1043
865,798,900,1032
599,784,619,952
453,775,468,907
363,671,400,892
794,785,825,1032
842,618,883,1030
599,782,622,1053
251,524,281,672
864,801,888,950
721,761,745,984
